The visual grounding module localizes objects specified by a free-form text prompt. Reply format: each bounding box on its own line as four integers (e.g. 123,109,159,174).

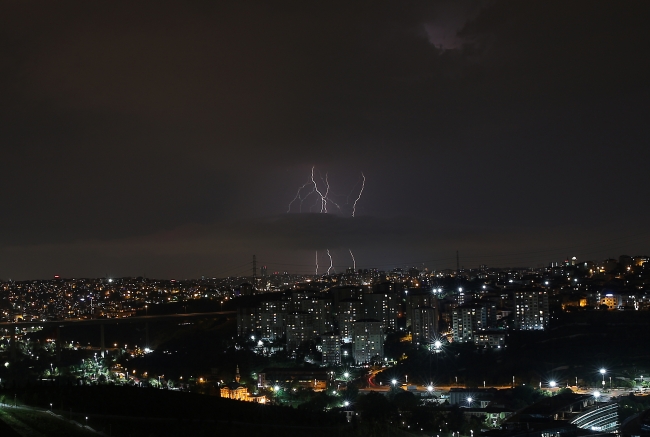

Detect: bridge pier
100,323,105,358
56,326,62,363
10,327,16,360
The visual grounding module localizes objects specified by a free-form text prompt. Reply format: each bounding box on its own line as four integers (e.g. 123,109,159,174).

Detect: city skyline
1,1,649,279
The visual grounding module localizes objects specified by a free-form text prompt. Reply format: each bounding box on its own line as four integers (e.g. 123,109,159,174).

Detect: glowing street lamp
391,379,397,387
593,391,600,399
600,368,606,387
549,380,557,388
467,396,473,407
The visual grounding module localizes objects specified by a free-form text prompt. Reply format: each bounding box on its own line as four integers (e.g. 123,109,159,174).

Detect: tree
392,390,418,412
356,391,397,424
345,382,359,403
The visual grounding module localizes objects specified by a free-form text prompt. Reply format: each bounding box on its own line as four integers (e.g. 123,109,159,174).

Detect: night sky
1,1,649,279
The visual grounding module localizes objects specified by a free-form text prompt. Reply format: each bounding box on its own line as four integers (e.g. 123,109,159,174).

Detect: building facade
452,305,487,343
352,319,384,364
514,290,549,330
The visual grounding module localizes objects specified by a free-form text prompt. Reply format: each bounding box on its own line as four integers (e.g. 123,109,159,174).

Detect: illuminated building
452,304,487,342
220,366,267,404
285,312,316,352
363,293,399,332
514,290,549,330
412,307,437,347
405,291,438,345
352,319,384,364
321,333,341,366
337,298,363,343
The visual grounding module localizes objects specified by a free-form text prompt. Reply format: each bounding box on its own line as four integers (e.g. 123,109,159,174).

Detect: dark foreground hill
1,385,356,437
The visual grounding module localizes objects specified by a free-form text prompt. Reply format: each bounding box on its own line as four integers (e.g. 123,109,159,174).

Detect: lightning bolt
288,167,357,214
327,249,333,275
322,172,342,212
349,249,356,271
310,166,327,213
352,172,365,217
287,181,314,213
315,251,319,276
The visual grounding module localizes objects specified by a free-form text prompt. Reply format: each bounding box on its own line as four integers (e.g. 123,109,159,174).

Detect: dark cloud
0,1,649,279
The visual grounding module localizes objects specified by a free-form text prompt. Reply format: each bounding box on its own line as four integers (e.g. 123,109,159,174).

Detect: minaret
235,365,240,383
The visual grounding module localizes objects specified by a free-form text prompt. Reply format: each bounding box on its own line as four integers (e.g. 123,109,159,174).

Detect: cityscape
1,254,650,435
2,0,650,436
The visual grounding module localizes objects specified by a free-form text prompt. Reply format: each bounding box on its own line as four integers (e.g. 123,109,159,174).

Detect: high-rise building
237,306,257,337
514,290,549,330
406,291,438,345
257,300,289,340
337,298,364,343
352,319,384,364
451,304,487,343
411,307,437,347
300,297,333,335
363,293,399,332
321,333,341,366
285,312,316,352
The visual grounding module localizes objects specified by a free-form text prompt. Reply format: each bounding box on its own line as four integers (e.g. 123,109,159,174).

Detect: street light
600,368,606,388
391,379,397,387
467,396,473,407
593,391,600,399
50,403,52,411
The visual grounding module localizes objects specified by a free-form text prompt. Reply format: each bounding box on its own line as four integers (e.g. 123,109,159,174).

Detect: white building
514,290,549,330
352,319,384,364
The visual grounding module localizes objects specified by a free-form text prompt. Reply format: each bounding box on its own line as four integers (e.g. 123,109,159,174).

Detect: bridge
0,311,236,361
